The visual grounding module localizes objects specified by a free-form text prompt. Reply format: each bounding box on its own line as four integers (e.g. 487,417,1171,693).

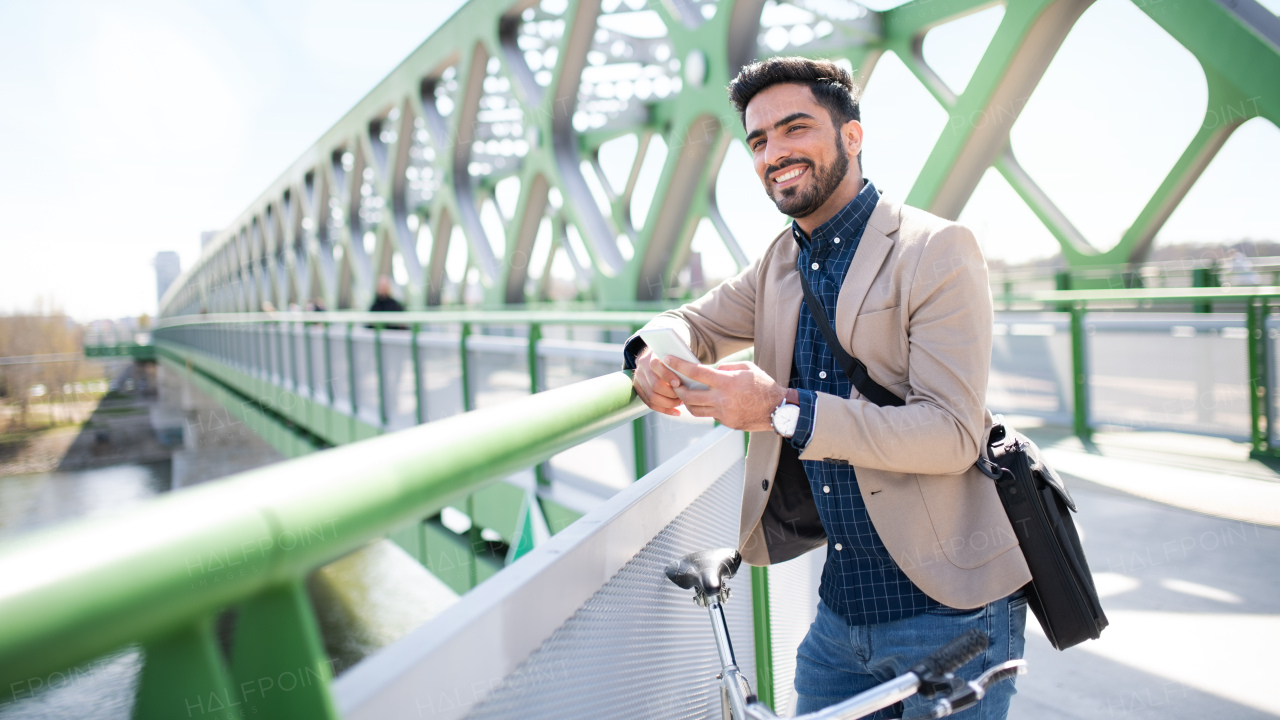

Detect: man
369,275,405,313
626,57,1031,719
368,275,407,330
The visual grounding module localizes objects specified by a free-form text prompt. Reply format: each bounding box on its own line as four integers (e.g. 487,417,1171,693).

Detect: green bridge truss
159,0,1278,313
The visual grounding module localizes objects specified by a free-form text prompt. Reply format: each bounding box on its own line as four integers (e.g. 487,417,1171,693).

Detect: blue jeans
794,592,1028,719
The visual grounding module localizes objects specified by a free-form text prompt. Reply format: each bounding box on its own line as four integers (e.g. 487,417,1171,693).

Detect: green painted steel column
631,395,649,481
1247,297,1272,456
527,323,541,395
528,323,549,487
1054,270,1071,312
630,324,648,481
374,324,387,429
323,322,334,405
750,565,775,712
346,323,356,418
276,321,286,386
411,322,424,425
1192,266,1217,313
460,321,473,412
304,321,315,400
1070,302,1091,441
133,616,236,720
466,494,480,590
254,324,264,378
285,320,295,390
230,581,338,719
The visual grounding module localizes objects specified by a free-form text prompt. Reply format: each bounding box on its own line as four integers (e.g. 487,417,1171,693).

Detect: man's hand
632,347,684,417
664,356,787,432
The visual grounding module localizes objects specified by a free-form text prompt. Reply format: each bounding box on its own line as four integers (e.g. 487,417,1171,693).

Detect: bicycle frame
672,549,1026,720
703,591,917,720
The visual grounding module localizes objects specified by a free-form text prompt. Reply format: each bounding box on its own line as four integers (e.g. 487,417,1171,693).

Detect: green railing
83,342,156,361
10,288,1280,717
1022,286,1280,455
152,309,674,595
0,362,649,719
154,309,661,449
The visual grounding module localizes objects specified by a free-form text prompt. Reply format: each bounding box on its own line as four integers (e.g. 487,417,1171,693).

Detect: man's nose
765,141,791,175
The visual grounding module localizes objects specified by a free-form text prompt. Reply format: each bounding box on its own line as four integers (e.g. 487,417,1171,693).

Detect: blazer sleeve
798,223,992,475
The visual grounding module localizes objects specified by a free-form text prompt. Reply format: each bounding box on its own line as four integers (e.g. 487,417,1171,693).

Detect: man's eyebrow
745,112,818,145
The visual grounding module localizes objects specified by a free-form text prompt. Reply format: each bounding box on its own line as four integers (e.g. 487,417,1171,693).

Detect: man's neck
794,171,865,236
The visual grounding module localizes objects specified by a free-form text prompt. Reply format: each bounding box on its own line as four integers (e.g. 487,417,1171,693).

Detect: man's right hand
632,347,683,417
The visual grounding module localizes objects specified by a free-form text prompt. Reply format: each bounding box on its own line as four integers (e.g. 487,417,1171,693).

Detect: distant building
155,252,181,302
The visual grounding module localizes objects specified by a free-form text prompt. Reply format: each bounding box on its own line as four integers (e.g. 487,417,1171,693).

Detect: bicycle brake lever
925,660,1027,718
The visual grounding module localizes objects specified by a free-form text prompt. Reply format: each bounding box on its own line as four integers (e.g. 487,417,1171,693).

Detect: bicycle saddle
665,548,742,597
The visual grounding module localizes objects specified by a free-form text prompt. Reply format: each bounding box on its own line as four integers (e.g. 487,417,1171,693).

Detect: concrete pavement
1011,424,1280,719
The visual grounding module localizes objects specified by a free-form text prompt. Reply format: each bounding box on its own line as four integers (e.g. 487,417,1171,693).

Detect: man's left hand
663,357,787,432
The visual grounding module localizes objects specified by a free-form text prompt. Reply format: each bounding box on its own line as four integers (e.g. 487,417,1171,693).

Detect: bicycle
665,548,1027,720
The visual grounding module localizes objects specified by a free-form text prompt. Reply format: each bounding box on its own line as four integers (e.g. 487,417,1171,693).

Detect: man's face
744,83,860,219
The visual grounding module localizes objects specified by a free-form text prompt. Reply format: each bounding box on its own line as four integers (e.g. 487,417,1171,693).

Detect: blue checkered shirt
789,180,941,626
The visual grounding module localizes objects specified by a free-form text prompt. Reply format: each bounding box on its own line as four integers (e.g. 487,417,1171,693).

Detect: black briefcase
978,423,1109,650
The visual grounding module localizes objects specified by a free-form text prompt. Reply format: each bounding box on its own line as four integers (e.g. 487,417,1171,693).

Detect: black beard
768,132,850,218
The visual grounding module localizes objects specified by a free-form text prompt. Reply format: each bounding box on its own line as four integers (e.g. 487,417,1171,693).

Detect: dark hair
727,56,860,129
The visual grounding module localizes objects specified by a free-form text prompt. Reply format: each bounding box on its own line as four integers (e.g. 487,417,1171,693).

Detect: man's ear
843,119,863,158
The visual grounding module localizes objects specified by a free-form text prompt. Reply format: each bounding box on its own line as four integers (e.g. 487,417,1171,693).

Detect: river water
0,462,171,719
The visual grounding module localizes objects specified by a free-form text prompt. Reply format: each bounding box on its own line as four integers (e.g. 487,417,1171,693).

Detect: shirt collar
791,179,880,248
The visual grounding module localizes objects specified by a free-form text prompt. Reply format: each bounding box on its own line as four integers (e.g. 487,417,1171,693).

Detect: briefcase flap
989,425,1077,513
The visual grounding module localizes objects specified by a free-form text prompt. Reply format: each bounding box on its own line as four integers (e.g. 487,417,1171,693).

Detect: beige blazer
640,196,1031,609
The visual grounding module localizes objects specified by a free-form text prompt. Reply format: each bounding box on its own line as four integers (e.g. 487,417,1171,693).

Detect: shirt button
823,485,830,493
835,543,843,551
811,262,819,270
818,371,827,379
834,237,841,244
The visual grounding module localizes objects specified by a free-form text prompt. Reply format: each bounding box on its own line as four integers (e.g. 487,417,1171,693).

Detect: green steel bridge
5,0,1280,718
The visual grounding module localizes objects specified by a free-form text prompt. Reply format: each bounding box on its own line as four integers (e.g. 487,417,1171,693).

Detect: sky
0,0,1276,321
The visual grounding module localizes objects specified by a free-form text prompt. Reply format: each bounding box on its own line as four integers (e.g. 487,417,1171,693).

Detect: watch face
773,403,800,436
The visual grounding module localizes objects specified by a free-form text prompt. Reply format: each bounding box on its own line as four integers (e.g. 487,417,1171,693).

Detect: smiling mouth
772,165,807,187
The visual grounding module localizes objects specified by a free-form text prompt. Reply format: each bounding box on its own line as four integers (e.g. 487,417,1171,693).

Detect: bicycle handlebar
745,631,1020,720
910,628,988,699
663,549,1025,720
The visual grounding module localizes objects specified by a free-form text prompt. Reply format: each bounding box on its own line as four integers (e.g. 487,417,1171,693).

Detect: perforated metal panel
464,459,754,720
335,428,751,720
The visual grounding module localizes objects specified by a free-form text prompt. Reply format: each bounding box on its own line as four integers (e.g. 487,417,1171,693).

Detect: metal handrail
1027,286,1280,303
153,309,665,329
0,368,646,692
152,287,1280,331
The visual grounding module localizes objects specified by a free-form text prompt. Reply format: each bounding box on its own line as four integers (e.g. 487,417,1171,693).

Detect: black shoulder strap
798,271,904,408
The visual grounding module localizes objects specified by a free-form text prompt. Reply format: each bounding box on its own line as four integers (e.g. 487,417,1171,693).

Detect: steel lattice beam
161,0,1280,317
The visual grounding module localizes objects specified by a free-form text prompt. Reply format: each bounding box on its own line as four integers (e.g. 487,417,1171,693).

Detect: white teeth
775,167,803,183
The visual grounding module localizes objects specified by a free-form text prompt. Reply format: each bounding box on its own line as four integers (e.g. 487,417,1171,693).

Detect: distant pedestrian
368,275,407,329
370,275,405,313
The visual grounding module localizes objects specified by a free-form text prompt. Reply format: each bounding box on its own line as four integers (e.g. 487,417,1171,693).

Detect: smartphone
637,327,710,390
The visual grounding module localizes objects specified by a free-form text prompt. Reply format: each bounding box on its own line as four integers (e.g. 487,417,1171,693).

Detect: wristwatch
770,392,800,438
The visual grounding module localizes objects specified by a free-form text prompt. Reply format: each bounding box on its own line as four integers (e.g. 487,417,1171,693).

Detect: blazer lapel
835,198,899,347
769,238,802,385
772,267,803,385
